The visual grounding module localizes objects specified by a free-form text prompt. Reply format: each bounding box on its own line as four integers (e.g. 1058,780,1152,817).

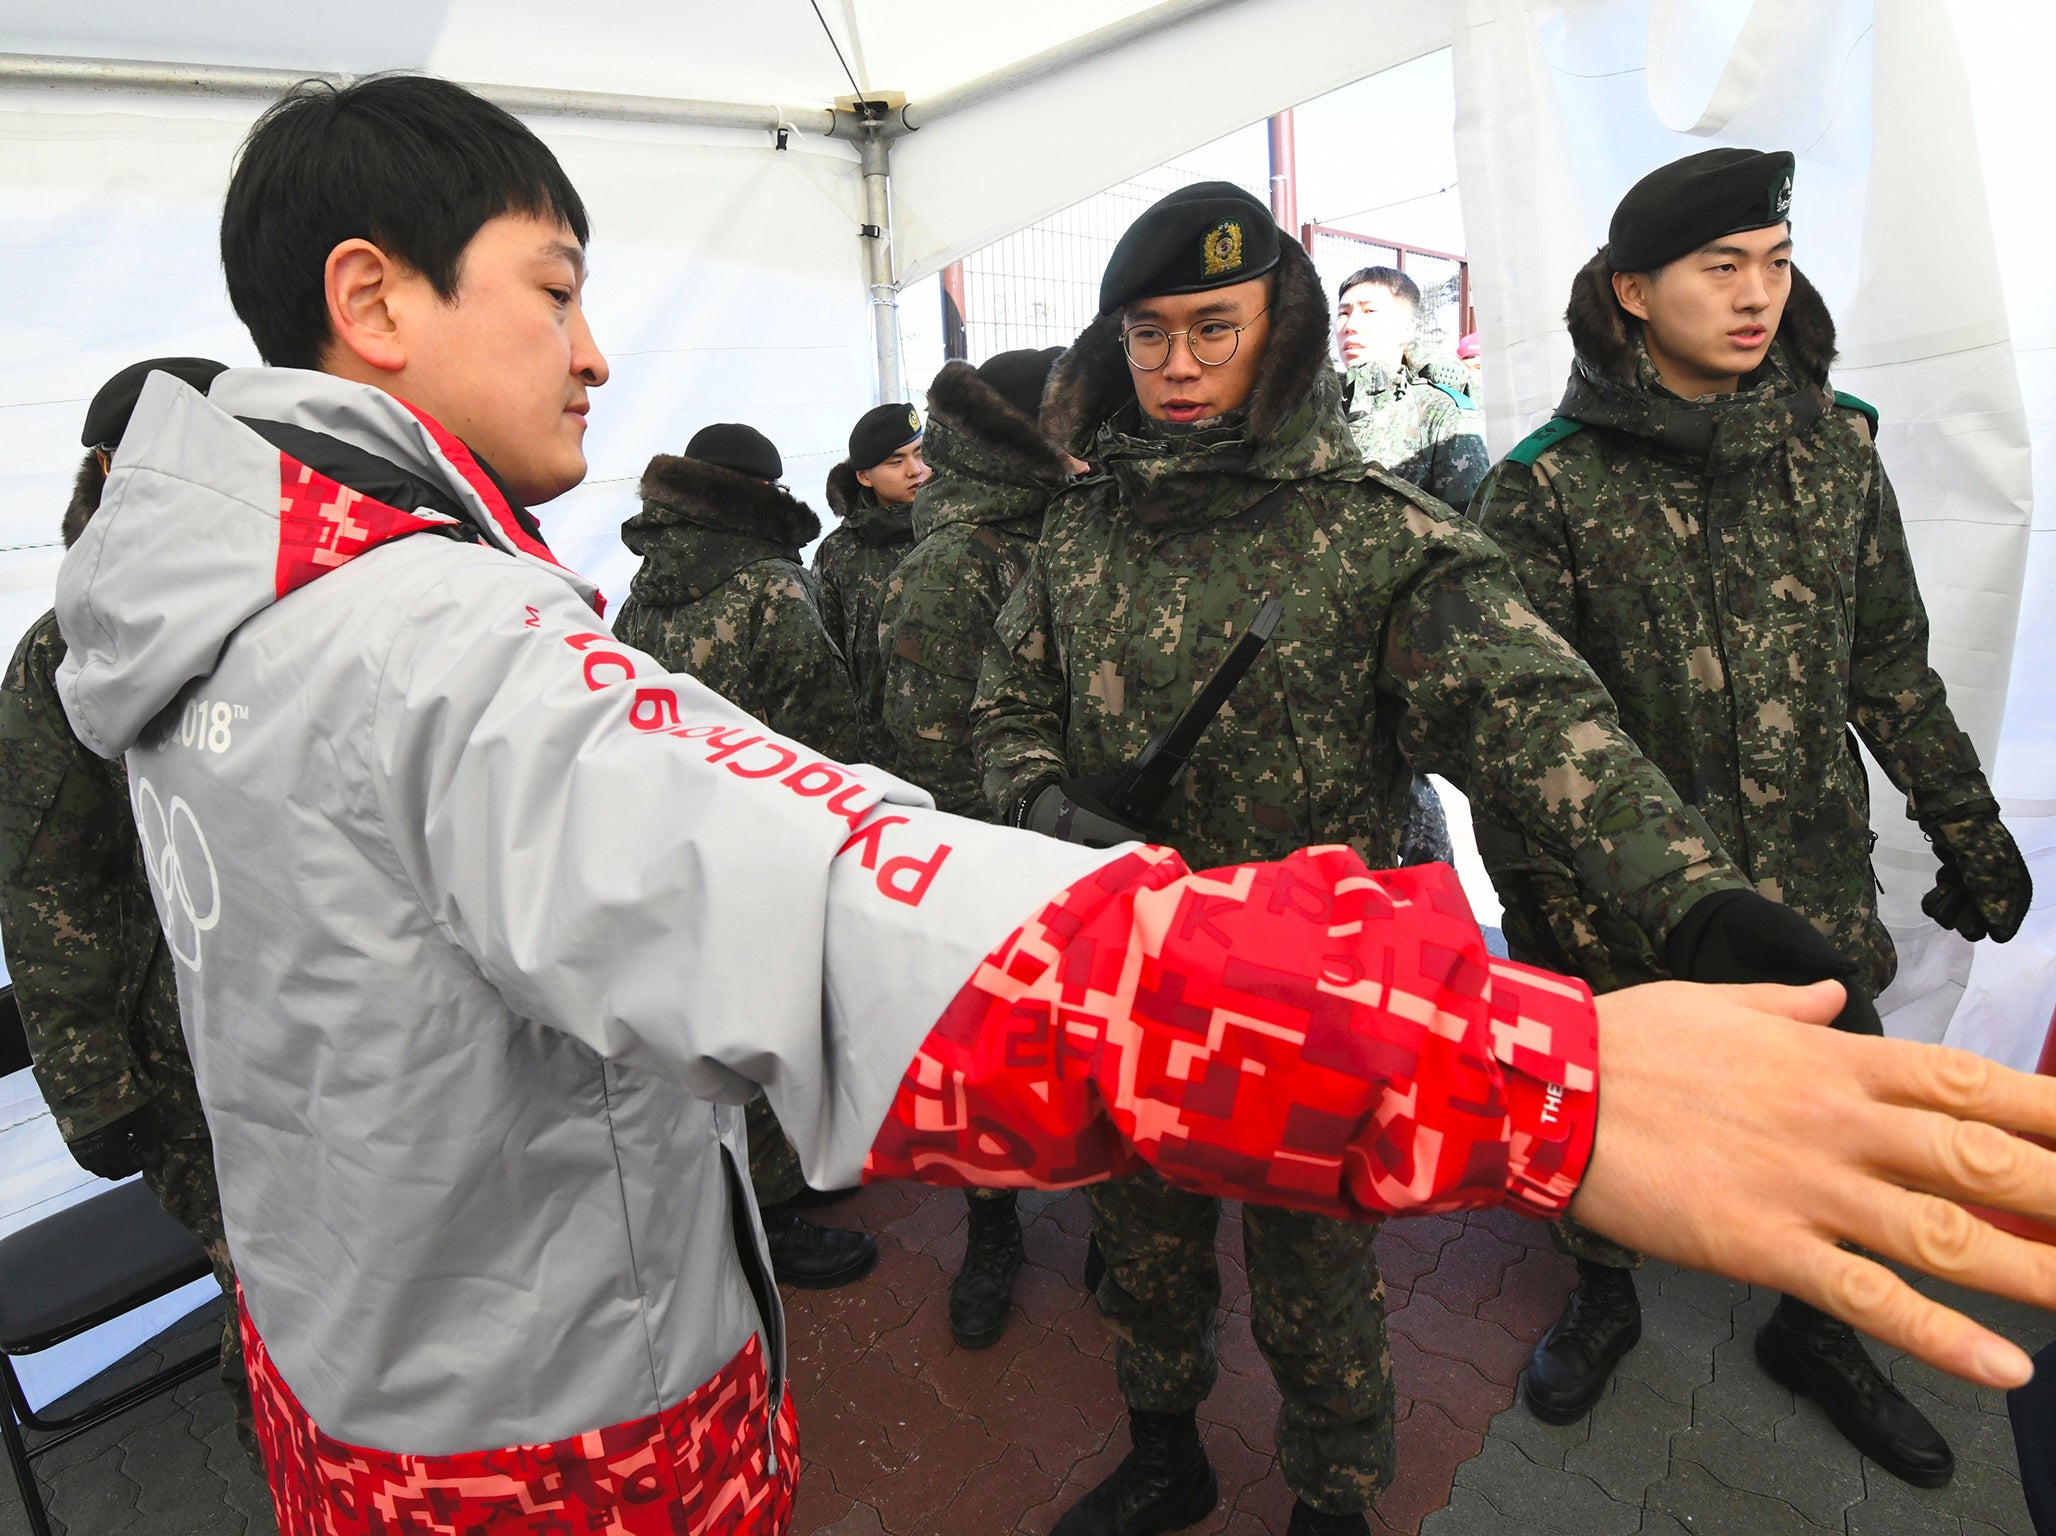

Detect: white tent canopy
0,0,2049,1068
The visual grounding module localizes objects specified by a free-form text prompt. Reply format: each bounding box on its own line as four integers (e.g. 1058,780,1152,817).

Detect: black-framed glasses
1121,307,1269,371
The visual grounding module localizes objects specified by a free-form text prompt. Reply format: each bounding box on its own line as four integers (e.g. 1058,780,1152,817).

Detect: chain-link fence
1303,224,1470,350
949,166,1269,364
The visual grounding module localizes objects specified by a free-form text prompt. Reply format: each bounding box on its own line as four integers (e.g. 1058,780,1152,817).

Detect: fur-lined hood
824,460,916,545
912,361,1072,539
629,453,820,551
63,450,107,549
1040,237,1341,461
1556,246,1838,466
622,454,821,606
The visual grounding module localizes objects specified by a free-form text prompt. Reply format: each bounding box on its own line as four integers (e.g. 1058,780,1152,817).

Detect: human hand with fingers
1571,978,2056,1390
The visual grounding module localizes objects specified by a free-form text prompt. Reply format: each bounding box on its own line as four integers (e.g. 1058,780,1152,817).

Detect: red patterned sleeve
866,844,1598,1223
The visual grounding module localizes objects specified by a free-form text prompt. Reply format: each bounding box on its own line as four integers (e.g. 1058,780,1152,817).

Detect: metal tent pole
855,124,904,404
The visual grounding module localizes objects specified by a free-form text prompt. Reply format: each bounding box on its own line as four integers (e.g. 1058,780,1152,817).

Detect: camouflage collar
842,490,917,546
1090,371,1362,531
1559,339,1828,473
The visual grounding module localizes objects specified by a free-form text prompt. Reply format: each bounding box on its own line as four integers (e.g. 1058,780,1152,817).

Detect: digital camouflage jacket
0,606,175,1139
812,465,915,729
971,238,1746,946
1469,258,1994,993
876,361,1072,815
614,455,861,764
1341,352,1490,510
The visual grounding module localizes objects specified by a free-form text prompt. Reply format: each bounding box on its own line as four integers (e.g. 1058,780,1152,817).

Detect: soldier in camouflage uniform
1335,267,1490,510
1470,148,2030,1488
971,183,1862,1536
614,422,878,1290
875,348,1072,1349
0,358,248,1432
1334,266,1490,871
814,402,928,745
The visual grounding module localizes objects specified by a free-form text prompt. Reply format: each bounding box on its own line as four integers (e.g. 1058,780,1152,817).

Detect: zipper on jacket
1702,491,1755,878
720,1143,786,1463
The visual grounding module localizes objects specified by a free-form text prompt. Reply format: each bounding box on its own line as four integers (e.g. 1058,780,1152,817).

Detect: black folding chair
0,984,218,1536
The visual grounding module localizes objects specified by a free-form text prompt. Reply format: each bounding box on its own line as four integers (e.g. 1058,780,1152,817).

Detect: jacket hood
824,461,916,544
912,361,1072,539
63,450,107,549
55,367,595,758
628,454,821,552
1041,236,1338,459
1556,248,1837,468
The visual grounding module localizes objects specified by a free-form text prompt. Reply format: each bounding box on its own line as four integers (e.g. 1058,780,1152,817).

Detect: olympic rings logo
132,777,221,970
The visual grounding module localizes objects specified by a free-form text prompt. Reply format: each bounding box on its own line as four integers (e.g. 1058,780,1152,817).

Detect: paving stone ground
2,1185,2047,1535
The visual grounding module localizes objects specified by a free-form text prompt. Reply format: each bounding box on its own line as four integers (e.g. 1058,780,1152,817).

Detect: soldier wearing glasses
973,183,1868,1536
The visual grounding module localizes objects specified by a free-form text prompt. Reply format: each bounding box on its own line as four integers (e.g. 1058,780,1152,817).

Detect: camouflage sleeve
1423,396,1492,511
1846,456,1993,821
810,541,851,685
970,552,1071,821
1383,490,1746,950
881,567,996,819
746,570,865,765
1461,462,1672,987
0,616,158,1137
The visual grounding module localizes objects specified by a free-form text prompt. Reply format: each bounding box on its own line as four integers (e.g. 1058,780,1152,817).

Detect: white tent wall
888,0,1454,284
1451,0,2050,1061
0,87,874,618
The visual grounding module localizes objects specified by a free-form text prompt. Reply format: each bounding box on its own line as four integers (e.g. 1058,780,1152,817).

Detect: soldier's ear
1610,270,1654,323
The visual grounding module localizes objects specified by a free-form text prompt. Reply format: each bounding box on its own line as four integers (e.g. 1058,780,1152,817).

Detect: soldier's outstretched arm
1383,509,1746,948
969,551,1071,820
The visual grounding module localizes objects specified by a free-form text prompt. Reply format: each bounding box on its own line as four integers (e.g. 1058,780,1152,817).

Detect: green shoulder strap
1832,389,1880,433
1506,416,1585,467
1427,381,1479,412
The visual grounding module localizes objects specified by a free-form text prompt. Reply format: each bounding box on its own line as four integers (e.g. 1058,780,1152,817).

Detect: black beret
1098,182,1281,314
848,402,923,471
686,422,782,481
82,357,230,449
975,347,1065,420
1607,148,1796,273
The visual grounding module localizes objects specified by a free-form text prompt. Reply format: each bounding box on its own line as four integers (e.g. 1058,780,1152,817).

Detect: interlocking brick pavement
3,1185,2047,1534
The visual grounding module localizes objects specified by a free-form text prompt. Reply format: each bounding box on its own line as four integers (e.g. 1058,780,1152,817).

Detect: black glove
1921,811,2033,943
1016,775,1148,849
1664,888,1882,1036
65,1103,161,1181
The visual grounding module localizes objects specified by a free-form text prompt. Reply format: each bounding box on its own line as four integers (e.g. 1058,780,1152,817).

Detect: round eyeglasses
1120,307,1269,371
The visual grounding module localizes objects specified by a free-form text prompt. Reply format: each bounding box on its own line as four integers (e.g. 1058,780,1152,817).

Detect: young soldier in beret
612,423,876,1290
813,402,929,737
971,181,1881,1536
873,347,1074,1349
1470,146,2032,1487
0,357,252,1441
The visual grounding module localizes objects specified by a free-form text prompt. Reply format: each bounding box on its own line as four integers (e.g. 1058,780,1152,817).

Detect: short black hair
1337,266,1420,312
221,74,590,369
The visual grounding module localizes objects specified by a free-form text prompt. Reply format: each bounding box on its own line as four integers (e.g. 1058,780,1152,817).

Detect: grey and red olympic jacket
55,367,1600,1535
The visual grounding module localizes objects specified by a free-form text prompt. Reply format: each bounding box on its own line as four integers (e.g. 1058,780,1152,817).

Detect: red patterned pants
242,1299,799,1534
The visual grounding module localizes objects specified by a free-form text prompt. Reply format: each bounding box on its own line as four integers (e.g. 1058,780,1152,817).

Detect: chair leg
0,1359,53,1536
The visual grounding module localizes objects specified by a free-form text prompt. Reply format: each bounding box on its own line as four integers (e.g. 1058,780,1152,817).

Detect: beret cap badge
1202,219,1245,278
1773,172,1793,219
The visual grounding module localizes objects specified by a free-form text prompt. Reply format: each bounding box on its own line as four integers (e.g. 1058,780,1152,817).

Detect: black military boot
1287,1498,1370,1534
1050,1408,1217,1536
1756,1297,1954,1487
1524,1260,1640,1423
951,1191,1026,1348
761,1206,878,1289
